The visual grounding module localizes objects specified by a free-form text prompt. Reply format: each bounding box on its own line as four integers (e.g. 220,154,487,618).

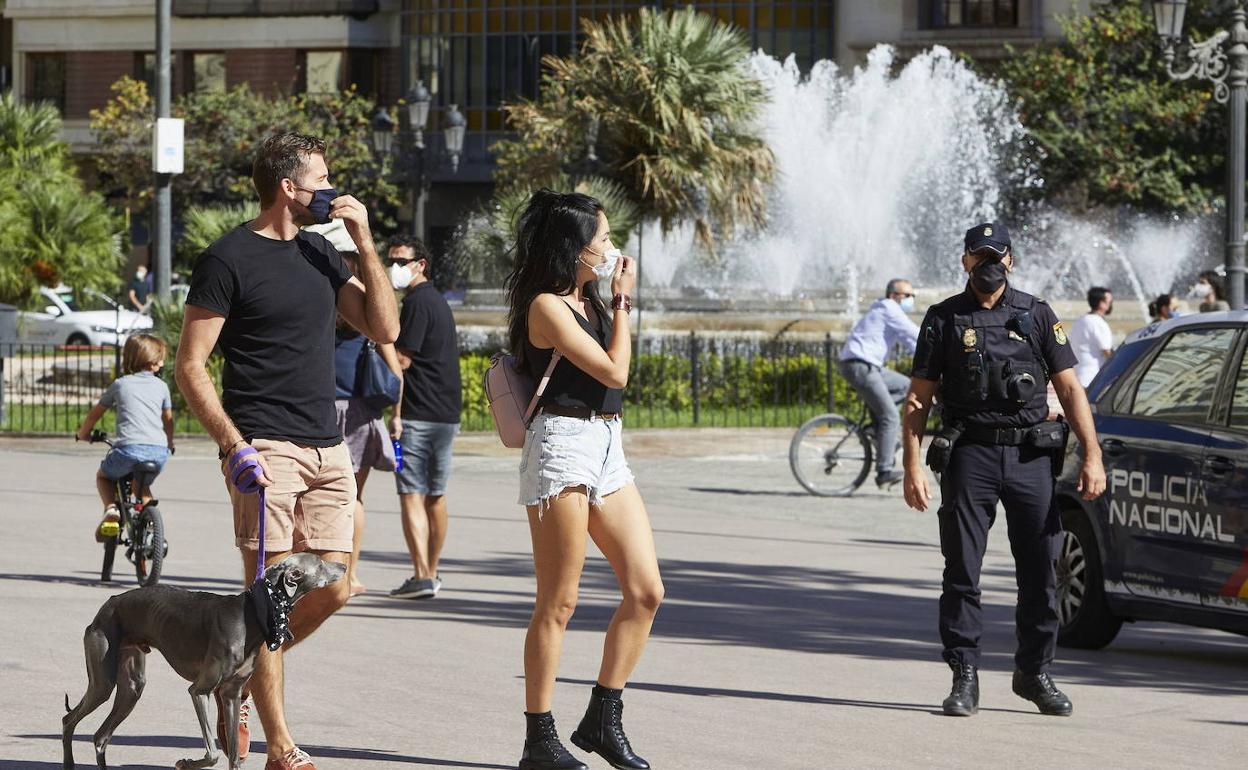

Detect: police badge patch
1053,322,1068,345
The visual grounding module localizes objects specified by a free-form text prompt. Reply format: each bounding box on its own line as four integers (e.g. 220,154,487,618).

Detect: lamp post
378,89,466,243
1152,0,1247,310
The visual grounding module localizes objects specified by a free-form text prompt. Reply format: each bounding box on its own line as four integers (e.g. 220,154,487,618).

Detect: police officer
901,222,1106,717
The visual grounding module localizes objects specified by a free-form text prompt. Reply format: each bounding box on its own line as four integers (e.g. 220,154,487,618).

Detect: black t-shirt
911,285,1077,428
186,225,352,446
396,282,462,423
129,277,150,305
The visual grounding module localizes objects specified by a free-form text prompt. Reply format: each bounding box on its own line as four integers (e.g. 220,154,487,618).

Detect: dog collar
246,577,293,651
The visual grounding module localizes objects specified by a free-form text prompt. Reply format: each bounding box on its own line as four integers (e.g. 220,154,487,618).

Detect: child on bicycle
75,334,175,541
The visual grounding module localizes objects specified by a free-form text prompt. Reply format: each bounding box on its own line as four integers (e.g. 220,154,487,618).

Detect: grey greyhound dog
63,552,346,770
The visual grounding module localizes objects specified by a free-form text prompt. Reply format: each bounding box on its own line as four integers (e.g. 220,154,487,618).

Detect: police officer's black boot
519,711,587,770
1012,671,1073,716
941,662,979,716
569,684,650,770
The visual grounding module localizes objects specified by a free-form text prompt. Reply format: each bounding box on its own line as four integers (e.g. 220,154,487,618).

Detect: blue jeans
395,420,459,496
100,444,169,481
838,359,909,474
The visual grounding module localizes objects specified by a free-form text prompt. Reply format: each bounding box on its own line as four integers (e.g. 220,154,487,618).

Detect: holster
1027,418,1071,477
926,421,965,474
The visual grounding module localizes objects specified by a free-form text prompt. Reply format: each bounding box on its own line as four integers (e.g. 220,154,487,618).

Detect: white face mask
389,262,414,290
899,296,915,313
582,247,620,280
1191,282,1212,298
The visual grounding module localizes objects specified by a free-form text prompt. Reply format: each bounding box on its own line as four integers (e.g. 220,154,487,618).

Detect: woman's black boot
519,711,587,770
569,684,651,770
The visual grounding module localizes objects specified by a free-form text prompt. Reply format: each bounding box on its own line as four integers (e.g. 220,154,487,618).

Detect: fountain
460,44,1218,336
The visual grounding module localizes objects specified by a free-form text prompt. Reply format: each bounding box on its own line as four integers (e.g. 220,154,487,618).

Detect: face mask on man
581,247,620,280
899,296,915,313
970,258,1008,294
389,262,415,290
297,186,339,224
135,268,147,281
1105,302,1113,316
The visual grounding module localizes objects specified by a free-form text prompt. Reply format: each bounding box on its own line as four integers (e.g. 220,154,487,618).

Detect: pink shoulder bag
484,351,561,448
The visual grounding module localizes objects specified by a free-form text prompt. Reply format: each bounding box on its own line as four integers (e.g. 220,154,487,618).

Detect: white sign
152,117,184,174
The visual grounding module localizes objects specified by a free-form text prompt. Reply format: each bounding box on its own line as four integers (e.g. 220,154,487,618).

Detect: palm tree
0,95,121,306
0,92,67,172
493,7,775,252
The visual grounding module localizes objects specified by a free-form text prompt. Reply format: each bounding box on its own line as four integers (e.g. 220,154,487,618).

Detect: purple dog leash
227,445,268,583
228,444,292,650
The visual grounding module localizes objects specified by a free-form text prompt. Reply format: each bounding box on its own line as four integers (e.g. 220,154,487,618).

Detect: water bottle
392,439,404,472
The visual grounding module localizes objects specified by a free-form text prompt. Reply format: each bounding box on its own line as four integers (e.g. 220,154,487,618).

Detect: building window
301,50,344,94
920,0,1019,29
346,48,380,96
26,53,66,113
190,52,226,93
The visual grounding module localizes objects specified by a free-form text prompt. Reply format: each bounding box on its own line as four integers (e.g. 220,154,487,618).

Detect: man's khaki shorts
224,438,356,554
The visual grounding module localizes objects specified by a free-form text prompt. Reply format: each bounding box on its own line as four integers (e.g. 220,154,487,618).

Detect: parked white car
14,286,153,347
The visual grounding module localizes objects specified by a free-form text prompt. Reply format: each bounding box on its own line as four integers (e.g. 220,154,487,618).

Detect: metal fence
2,335,865,435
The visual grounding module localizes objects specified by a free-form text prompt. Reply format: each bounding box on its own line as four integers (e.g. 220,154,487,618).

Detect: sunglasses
387,257,416,267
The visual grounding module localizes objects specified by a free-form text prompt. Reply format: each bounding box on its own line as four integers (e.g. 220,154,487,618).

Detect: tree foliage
998,0,1225,212
0,93,120,307
491,7,775,248
90,78,403,230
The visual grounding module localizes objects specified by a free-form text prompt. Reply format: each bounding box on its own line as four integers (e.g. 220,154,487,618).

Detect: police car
1053,311,1248,648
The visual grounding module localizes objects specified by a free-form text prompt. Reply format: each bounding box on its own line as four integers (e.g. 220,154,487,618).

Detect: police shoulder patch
1053,322,1068,345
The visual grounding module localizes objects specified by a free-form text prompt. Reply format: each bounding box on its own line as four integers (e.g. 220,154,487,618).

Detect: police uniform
910,223,1078,715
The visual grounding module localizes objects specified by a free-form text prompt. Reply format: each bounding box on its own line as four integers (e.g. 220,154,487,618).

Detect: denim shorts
518,412,634,510
395,419,459,496
100,444,169,481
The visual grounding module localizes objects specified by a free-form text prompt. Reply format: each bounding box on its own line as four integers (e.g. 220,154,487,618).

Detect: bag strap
523,351,562,425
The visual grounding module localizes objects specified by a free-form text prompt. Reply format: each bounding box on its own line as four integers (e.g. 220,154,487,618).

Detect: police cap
964,222,1011,255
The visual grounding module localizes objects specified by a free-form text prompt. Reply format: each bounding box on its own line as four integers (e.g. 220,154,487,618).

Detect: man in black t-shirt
385,233,462,600
176,133,398,770
127,265,151,312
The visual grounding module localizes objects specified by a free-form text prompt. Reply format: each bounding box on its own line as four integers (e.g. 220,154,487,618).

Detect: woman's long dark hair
1198,270,1226,302
505,189,606,365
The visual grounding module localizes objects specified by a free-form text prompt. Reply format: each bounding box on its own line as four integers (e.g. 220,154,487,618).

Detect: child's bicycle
88,430,168,585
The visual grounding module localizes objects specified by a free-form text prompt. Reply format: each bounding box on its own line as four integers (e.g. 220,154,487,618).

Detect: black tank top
525,301,624,413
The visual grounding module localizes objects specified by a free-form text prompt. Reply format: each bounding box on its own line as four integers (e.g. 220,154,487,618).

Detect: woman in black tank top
504,189,663,770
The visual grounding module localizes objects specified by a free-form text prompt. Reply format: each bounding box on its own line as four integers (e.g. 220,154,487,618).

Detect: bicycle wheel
789,414,873,497
132,505,165,587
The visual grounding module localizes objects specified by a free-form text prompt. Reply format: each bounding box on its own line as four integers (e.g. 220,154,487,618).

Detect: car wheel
1056,507,1124,650
66,332,90,346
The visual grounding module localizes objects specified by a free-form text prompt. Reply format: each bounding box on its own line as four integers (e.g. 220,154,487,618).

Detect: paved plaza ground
0,430,1243,769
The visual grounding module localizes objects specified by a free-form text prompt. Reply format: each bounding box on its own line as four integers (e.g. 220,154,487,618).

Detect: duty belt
962,424,1032,446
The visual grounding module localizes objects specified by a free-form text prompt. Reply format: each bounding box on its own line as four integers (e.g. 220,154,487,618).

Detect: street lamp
1152,0,1247,309
443,103,466,173
406,81,431,148
371,107,396,157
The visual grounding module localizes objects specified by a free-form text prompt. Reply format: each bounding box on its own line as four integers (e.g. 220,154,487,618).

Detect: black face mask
970,259,1008,294
1105,303,1113,316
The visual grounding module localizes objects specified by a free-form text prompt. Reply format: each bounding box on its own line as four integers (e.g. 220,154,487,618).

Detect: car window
1130,327,1238,422
1232,353,1248,430
54,291,79,312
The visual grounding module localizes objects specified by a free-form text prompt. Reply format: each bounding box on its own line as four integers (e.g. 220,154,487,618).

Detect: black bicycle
88,430,167,585
788,402,878,497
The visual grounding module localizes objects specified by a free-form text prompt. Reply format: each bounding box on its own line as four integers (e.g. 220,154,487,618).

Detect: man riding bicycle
838,279,920,488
